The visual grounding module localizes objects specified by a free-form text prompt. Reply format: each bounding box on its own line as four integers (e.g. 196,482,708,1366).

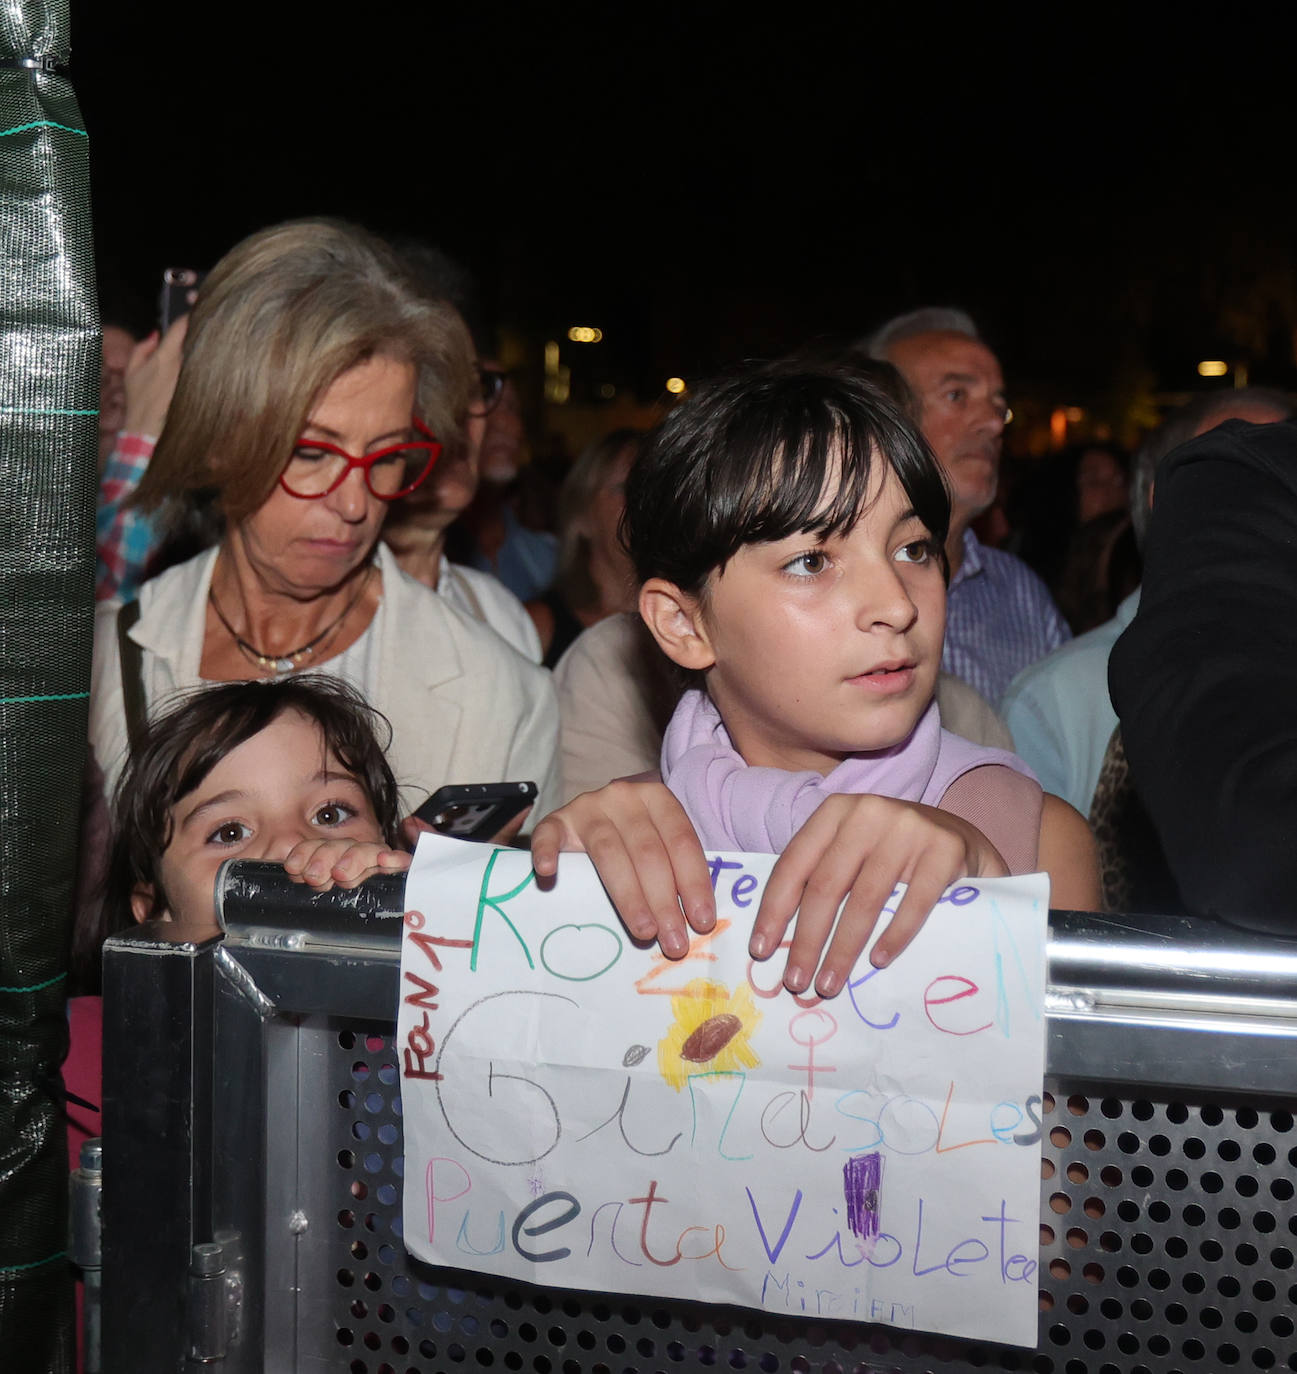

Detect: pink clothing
66,996,102,1374
661,690,1041,868
65,996,103,1168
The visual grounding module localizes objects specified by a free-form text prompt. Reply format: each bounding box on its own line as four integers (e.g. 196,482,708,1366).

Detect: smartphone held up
413,782,537,843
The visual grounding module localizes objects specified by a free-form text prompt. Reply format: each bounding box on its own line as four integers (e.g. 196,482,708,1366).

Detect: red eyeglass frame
278,417,443,501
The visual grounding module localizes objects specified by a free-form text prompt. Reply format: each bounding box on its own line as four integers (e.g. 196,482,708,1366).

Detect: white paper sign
397,836,1048,1347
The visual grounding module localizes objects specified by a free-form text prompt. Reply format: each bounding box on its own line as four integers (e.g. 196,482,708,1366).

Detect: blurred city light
543,340,570,404
1049,406,1068,447
1197,360,1229,377
665,377,686,394
567,326,603,343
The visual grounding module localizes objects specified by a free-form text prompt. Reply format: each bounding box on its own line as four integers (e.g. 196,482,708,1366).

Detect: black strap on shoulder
116,599,147,757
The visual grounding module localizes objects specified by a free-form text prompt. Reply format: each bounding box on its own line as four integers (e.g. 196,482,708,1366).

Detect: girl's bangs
727,411,881,549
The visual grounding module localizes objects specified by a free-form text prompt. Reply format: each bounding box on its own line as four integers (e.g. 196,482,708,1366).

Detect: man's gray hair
864,307,981,361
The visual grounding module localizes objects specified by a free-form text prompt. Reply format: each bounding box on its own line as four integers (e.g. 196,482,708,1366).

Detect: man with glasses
866,307,1071,705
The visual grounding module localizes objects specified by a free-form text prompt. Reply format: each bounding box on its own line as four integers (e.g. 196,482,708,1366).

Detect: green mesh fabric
0,4,97,1370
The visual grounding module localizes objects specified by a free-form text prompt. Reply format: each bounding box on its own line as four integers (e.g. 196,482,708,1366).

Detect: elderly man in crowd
866,308,1069,704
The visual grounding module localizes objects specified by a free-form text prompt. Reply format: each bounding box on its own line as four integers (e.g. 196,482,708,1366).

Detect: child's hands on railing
281,839,411,891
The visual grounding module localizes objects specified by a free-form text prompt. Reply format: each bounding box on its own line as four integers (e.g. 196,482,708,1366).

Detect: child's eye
895,540,935,565
313,801,358,828
207,821,252,846
782,550,829,577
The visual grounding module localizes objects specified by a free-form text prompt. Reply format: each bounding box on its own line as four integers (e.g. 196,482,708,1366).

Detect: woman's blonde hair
136,218,474,524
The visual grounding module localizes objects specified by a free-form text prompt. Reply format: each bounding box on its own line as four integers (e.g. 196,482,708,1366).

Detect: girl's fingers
765,798,887,988
530,783,712,957
753,802,845,958
809,868,898,997
781,897,840,994
529,813,567,878
799,829,901,996
868,861,950,969
757,796,983,997
580,817,673,948
588,791,700,955
645,789,716,936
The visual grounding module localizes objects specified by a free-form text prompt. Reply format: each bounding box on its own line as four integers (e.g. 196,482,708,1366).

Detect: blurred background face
582,441,634,578
478,375,526,484
99,325,136,461
1076,447,1128,524
398,407,484,531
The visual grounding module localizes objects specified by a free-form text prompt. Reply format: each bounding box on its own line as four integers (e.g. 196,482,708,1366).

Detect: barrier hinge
186,1241,241,1363
69,1139,104,1374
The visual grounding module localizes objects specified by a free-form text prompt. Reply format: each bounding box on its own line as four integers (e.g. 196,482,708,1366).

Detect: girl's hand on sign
531,780,716,958
750,794,1007,999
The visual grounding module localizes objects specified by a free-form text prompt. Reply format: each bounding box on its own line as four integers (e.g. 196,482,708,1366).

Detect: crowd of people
75,214,1297,1017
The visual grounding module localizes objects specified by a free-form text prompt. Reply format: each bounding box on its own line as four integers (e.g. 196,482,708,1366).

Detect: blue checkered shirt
942,529,1071,707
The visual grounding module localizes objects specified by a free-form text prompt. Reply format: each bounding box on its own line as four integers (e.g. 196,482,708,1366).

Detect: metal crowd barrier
97,865,1297,1373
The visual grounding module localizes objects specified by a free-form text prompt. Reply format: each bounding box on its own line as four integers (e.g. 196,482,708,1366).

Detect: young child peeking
535,364,1098,996
72,676,410,975
66,676,413,1191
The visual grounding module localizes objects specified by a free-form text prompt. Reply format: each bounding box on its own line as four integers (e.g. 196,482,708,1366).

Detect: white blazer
90,542,561,819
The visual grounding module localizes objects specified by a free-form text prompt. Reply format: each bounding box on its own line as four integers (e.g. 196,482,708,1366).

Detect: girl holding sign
532,365,1098,997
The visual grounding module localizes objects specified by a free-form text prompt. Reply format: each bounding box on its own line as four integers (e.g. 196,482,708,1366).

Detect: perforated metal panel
101,906,1297,1373
319,1023,1297,1374
1034,1090,1297,1374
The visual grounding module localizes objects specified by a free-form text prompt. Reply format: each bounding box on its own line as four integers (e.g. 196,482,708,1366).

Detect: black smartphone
158,267,205,332
413,781,538,841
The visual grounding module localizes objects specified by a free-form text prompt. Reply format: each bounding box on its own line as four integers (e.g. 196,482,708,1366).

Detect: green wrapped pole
0,1,97,1369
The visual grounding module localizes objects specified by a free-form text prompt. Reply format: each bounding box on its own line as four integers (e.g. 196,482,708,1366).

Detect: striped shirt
943,529,1071,706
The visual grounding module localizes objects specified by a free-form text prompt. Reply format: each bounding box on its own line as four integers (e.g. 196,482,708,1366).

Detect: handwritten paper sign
398,836,1049,1347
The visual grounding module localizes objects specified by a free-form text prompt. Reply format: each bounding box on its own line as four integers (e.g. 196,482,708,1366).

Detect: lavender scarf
660,689,1033,853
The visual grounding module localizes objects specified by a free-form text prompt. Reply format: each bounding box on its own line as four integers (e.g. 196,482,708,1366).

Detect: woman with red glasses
87,218,560,831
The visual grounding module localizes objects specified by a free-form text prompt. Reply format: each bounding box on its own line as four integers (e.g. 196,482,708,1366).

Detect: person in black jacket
1108,416,1297,933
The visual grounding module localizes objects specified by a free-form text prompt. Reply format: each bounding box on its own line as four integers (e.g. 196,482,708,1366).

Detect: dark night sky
67,5,1297,416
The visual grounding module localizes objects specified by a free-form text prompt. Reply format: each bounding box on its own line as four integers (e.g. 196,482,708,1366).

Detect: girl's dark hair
73,677,400,991
622,363,951,596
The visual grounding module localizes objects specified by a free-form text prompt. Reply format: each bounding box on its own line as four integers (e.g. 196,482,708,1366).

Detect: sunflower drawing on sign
657,980,762,1090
